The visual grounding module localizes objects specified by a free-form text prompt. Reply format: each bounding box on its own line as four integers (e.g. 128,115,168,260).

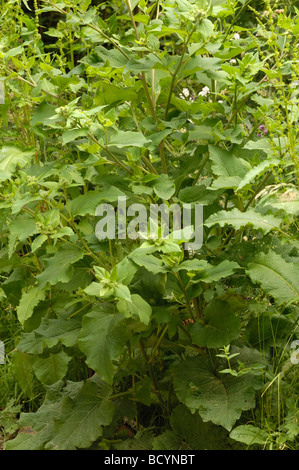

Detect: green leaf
197,19,214,39
237,158,281,191
17,286,46,325
96,82,137,105
83,282,101,296
34,317,81,349
178,185,222,205
8,214,39,258
32,351,71,385
209,144,249,179
243,138,271,151
245,313,295,349
153,405,231,450
4,45,24,59
78,305,129,384
0,145,35,182
208,145,250,189
117,293,152,325
94,45,128,68
246,252,299,305
173,356,256,431
46,380,114,450
10,351,34,398
5,381,69,450
31,102,58,126
124,54,162,74
196,260,240,283
115,257,138,285
22,0,32,11
11,194,41,215
3,384,65,450
6,378,114,450
190,301,240,348
37,245,85,289
84,281,131,301
229,425,268,446
262,190,299,216
61,128,88,145
68,187,125,216
152,174,175,200
108,130,149,148
129,253,167,274
173,258,209,272
134,376,152,406
205,208,282,234
114,283,132,301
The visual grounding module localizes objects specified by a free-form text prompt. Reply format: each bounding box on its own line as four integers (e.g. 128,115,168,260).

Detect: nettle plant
0,0,299,450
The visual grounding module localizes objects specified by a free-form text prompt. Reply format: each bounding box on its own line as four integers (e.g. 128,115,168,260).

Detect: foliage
0,0,298,450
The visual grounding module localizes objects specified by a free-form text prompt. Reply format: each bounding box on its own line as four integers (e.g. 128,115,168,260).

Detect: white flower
232,33,240,40
198,86,210,97
182,88,190,97
290,80,299,88
230,58,237,64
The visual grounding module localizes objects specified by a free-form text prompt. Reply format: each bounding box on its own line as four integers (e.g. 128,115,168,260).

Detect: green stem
175,272,195,320
223,0,253,43
192,153,210,186
217,228,235,252
13,72,68,104
125,0,157,122
142,155,158,174
149,325,169,363
109,390,134,400
48,1,131,61
243,171,271,211
158,140,168,174
139,339,165,406
68,302,92,318
74,223,107,267
192,297,201,320
164,22,197,121
88,132,132,174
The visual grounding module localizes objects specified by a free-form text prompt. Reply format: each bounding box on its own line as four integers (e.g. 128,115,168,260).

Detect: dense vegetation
0,0,298,450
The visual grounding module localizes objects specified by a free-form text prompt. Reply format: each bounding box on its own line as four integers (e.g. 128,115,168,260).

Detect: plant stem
125,0,157,122
149,325,169,363
243,171,271,211
223,0,254,43
175,272,195,320
158,140,168,174
139,339,165,406
87,132,132,175
192,297,201,320
192,153,210,186
142,155,158,174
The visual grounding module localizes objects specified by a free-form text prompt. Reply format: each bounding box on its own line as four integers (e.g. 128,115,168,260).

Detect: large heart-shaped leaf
32,351,71,385
78,305,129,384
46,380,114,450
153,405,232,450
173,356,257,431
190,301,240,348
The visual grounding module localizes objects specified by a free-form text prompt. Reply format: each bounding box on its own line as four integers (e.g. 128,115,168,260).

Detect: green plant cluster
0,0,298,450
